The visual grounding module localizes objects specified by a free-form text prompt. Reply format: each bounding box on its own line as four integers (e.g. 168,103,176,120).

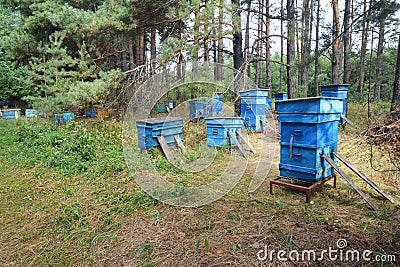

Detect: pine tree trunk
139,30,145,66
121,39,127,71
245,0,251,77
256,0,263,87
301,0,311,97
217,0,224,81
128,39,134,70
343,0,351,84
193,3,200,72
296,3,302,91
314,0,320,96
373,6,386,102
265,0,271,89
150,19,157,74
391,35,400,112
331,0,343,84
135,34,140,66
280,0,284,93
204,0,209,61
232,0,244,72
115,35,121,69
287,0,296,98
359,0,369,97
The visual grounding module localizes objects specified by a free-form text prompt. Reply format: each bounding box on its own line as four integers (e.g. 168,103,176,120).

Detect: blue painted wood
275,97,343,114
276,96,344,181
279,141,338,181
205,117,244,146
239,89,269,97
85,109,97,117
212,93,224,114
189,98,221,119
278,113,340,123
240,93,267,131
136,117,183,149
321,84,349,120
25,109,37,118
1,109,21,119
280,121,340,147
54,112,74,124
274,93,288,101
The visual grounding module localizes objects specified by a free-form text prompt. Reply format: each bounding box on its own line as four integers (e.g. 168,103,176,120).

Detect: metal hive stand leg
270,175,336,203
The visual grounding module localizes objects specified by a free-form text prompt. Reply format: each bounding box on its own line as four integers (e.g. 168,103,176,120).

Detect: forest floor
0,102,399,267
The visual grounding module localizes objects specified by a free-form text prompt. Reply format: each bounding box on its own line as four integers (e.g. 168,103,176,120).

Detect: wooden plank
228,131,248,159
156,135,175,162
236,131,256,154
340,115,362,133
333,152,396,203
321,154,379,211
174,134,187,154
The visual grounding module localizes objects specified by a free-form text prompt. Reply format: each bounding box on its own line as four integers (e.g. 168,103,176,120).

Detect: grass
0,102,399,266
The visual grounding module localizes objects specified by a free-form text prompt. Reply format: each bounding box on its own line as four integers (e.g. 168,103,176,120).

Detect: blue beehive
274,92,288,101
189,98,220,119
240,89,269,131
54,112,74,124
321,84,349,122
85,108,97,117
189,99,206,119
276,97,343,182
1,109,21,119
25,109,37,118
136,117,183,149
205,117,244,146
212,93,224,114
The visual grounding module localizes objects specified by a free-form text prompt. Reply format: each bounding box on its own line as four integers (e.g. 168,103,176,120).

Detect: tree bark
287,0,296,98
193,2,200,72
300,0,311,97
280,0,284,93
245,0,251,77
204,0,210,61
265,0,271,89
121,38,127,71
128,39,134,70
343,0,351,84
331,0,343,84
150,19,156,74
217,0,224,80
232,0,244,72
391,34,400,112
359,0,369,97
373,0,386,102
256,0,263,87
314,0,320,96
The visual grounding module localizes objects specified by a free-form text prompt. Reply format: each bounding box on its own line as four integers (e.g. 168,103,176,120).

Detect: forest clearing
1,0,400,266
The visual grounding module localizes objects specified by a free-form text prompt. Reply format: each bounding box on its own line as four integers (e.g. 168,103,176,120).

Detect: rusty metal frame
270,174,337,203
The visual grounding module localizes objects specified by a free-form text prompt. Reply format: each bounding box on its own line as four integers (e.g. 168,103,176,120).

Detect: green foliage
0,61,32,99
25,33,125,112
1,118,125,175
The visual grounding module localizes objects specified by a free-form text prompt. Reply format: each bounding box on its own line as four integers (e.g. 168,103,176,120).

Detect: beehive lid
239,89,269,97
320,84,350,91
275,97,343,114
136,117,183,125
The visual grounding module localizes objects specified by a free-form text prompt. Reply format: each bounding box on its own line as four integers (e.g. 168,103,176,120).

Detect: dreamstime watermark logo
122,62,278,207
257,238,396,263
